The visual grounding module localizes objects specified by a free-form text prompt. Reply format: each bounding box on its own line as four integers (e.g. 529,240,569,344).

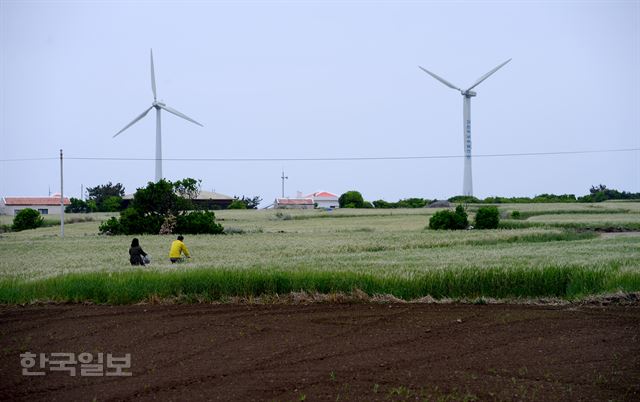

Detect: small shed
0,194,71,215
192,191,234,210
428,200,452,208
306,191,339,209
275,198,315,209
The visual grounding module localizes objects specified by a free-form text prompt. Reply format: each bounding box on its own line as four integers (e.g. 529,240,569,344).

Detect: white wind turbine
114,49,203,182
419,59,511,196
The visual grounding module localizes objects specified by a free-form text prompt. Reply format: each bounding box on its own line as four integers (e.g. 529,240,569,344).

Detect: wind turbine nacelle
153,101,166,108
463,90,477,97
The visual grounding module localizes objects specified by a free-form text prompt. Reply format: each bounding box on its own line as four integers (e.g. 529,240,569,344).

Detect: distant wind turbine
419,59,511,196
114,49,203,182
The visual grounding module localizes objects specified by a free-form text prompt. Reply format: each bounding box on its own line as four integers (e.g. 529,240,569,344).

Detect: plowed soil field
1,303,639,401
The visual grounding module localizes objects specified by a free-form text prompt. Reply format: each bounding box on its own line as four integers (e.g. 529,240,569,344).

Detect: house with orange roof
0,194,71,216
305,191,339,209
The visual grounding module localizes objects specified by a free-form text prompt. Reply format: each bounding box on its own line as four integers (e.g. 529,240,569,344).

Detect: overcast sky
1,0,638,205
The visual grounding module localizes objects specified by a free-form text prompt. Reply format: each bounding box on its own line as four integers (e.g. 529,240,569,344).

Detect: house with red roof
273,191,339,210
305,191,339,209
0,194,71,216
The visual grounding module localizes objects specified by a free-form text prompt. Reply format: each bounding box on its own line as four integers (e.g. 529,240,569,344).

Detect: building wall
1,204,64,216
276,203,314,209
314,199,339,209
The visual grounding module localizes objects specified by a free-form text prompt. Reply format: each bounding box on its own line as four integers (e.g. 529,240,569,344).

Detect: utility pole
60,149,64,238
281,170,288,198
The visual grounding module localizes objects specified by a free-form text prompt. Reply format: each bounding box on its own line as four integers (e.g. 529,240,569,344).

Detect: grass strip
0,265,637,305
507,208,632,220
498,221,640,231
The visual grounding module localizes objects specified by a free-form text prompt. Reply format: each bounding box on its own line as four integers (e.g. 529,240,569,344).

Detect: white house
305,191,339,209
0,194,71,215
274,198,315,209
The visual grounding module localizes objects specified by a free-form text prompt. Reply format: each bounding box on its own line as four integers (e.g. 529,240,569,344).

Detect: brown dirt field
0,303,639,401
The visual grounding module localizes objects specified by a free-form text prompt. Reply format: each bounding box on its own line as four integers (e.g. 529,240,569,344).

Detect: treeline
66,182,126,213
448,185,639,204
359,185,638,209
372,198,431,208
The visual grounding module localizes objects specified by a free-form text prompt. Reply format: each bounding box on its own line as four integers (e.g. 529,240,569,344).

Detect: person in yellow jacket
169,235,191,263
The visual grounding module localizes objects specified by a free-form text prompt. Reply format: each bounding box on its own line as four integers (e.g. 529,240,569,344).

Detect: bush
227,199,247,209
429,205,469,230
98,217,122,235
12,209,44,231
511,210,521,219
475,206,500,229
120,208,163,235
176,211,224,234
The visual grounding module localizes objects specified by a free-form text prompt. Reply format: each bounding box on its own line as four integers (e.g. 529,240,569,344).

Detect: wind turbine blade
113,106,153,138
466,58,511,91
159,104,204,127
418,66,461,91
150,49,157,101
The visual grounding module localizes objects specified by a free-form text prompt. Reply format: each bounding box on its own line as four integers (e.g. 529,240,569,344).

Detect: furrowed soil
1,303,639,401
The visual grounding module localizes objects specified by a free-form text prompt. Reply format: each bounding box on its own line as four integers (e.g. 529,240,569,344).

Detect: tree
239,195,262,209
102,196,124,212
12,208,44,231
396,198,430,208
174,178,201,201
65,197,95,213
373,199,392,208
339,191,365,208
87,182,125,212
132,179,183,217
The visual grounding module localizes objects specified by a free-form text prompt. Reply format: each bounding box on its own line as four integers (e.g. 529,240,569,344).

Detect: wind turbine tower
114,49,203,182
419,59,511,196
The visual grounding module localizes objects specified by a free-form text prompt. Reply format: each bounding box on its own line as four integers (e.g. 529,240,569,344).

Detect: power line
1,147,638,163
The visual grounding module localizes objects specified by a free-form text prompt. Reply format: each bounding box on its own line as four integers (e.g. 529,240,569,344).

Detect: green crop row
1,264,638,304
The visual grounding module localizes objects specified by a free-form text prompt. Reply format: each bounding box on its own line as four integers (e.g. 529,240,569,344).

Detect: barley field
0,202,639,303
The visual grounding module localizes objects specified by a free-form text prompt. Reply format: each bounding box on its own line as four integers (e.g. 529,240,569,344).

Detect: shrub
475,206,500,229
12,208,44,231
176,211,224,234
429,205,469,230
227,199,247,209
98,217,122,235
511,210,521,219
120,208,163,235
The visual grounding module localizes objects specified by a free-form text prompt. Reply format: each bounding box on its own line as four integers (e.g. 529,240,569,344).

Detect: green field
0,202,639,303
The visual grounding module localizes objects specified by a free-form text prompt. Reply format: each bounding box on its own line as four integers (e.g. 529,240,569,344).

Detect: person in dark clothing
129,238,148,266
